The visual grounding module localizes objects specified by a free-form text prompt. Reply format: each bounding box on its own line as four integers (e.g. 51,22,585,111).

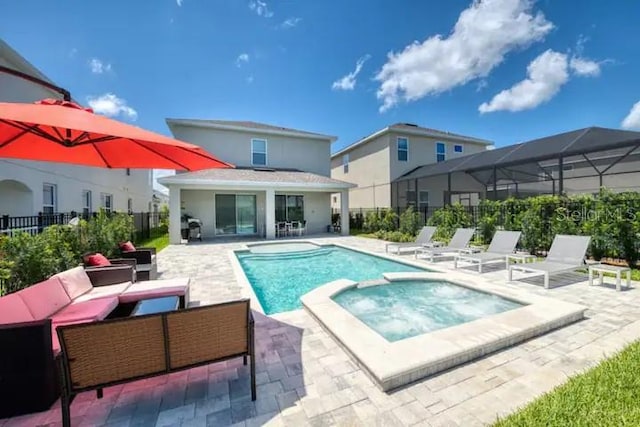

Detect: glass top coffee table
131,296,180,316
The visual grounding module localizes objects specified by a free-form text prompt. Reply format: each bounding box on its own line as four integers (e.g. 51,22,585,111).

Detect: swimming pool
333,280,522,342
235,244,426,314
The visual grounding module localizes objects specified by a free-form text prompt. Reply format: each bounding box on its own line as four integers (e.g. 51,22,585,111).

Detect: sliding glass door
275,195,304,222
215,194,256,235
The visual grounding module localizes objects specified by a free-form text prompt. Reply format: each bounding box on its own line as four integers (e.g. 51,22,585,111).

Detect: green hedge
0,211,135,296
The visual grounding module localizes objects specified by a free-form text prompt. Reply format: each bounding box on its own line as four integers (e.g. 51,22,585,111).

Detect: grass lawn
494,340,640,426
137,230,169,252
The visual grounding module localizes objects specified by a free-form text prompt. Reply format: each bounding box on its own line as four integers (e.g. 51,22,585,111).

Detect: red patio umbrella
0,98,233,171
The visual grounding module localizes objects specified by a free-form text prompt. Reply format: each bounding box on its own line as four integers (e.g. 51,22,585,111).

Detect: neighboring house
330,123,492,209
0,39,153,218
152,190,169,214
160,119,354,243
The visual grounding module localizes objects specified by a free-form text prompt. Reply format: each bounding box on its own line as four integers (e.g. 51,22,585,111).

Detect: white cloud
281,17,301,29
89,58,112,74
332,54,371,91
87,93,138,121
569,57,601,76
249,0,273,18
176,0,183,6
375,0,554,112
236,53,250,67
479,49,569,113
622,101,640,130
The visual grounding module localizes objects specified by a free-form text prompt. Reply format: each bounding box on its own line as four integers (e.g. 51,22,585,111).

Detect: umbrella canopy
0,99,233,171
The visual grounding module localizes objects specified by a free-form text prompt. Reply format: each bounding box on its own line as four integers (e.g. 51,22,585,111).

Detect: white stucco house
159,119,354,243
0,39,153,218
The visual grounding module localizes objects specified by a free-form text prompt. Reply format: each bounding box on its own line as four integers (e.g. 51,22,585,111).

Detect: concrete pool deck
4,235,640,426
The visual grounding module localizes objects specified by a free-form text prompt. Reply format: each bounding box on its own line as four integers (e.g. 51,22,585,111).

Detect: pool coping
227,239,444,316
301,272,587,391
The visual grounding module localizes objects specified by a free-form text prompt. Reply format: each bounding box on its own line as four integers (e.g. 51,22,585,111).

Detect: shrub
380,209,398,232
374,230,414,242
399,206,423,236
477,200,500,244
0,232,59,294
427,204,472,242
363,211,381,232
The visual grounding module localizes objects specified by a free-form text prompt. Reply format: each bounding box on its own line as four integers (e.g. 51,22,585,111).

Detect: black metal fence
332,206,442,229
0,211,168,241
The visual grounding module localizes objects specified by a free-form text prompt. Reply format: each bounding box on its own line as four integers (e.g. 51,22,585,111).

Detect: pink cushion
0,292,35,324
119,278,190,304
51,296,119,323
73,282,132,303
55,266,94,300
19,277,71,320
120,241,136,252
86,253,111,267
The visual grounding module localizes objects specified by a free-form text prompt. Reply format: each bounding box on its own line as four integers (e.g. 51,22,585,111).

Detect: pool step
357,279,389,288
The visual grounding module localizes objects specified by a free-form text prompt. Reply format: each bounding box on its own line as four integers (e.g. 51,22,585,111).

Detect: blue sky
2,0,640,159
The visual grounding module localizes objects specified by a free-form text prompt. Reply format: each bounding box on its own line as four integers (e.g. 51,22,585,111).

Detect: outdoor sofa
508,234,592,289
385,226,439,255
57,298,256,427
84,252,157,280
119,241,157,280
454,230,522,273
0,265,190,418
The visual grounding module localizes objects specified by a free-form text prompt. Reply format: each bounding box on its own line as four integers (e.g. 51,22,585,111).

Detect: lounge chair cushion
55,266,94,300
51,296,119,323
73,282,132,303
19,277,71,320
0,292,35,324
85,253,112,267
120,241,136,252
119,278,190,304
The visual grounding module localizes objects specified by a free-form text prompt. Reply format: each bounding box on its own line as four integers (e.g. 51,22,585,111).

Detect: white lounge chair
454,230,522,273
385,226,438,255
415,228,475,262
508,234,591,289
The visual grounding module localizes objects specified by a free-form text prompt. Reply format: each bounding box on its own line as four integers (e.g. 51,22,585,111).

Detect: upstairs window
343,154,349,173
251,139,267,166
397,137,408,162
454,144,463,153
436,142,446,162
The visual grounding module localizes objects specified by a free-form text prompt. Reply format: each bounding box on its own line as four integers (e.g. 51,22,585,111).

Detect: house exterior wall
169,124,331,176
180,188,331,239
0,45,153,216
330,128,488,209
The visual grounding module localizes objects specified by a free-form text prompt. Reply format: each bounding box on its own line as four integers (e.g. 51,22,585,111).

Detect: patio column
265,188,275,239
169,186,181,244
340,189,349,236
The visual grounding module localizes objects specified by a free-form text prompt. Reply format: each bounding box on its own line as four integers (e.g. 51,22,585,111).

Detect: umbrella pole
0,65,71,101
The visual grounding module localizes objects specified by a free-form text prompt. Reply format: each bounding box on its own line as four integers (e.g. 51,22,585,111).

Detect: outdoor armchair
454,230,522,273
415,228,475,262
385,226,439,255
508,234,591,289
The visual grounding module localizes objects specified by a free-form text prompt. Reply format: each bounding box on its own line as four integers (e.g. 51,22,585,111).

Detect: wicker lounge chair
415,228,475,262
508,234,591,289
454,230,522,273
385,226,439,255
57,299,255,427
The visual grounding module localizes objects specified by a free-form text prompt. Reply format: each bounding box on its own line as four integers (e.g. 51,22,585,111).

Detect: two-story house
0,39,153,218
159,119,354,243
330,123,492,209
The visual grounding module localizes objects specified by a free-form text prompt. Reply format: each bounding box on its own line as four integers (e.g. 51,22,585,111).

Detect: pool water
236,245,425,314
333,280,523,342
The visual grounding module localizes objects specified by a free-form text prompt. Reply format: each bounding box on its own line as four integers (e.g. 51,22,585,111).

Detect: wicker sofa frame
0,265,134,419
57,298,255,427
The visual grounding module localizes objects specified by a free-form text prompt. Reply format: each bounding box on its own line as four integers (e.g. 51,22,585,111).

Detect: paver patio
3,235,640,427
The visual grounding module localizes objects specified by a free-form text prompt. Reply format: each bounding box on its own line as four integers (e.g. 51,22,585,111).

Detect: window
397,137,408,162
406,190,416,206
251,139,267,166
454,144,463,153
43,184,57,214
127,198,133,214
82,190,92,217
101,193,113,213
436,142,446,162
126,168,131,176
418,191,429,209
343,154,349,173
275,195,304,222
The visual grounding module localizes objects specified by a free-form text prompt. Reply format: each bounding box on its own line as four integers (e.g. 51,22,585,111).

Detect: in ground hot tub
301,272,586,391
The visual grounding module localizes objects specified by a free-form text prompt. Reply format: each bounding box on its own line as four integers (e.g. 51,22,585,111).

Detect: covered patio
159,168,354,242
